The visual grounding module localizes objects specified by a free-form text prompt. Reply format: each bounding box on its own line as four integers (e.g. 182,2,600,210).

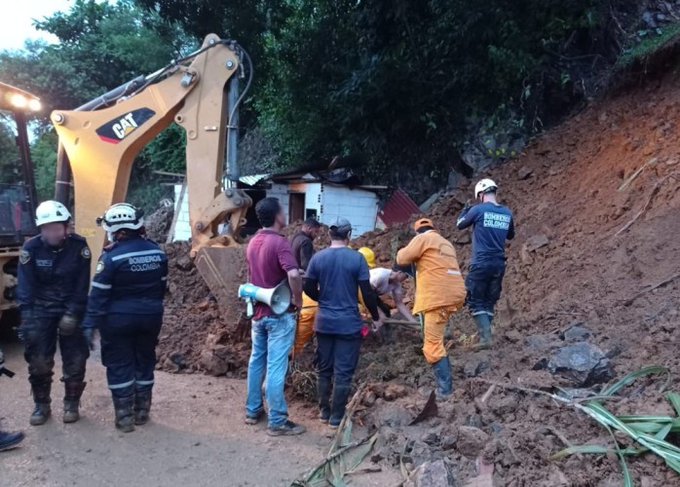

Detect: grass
617,22,680,68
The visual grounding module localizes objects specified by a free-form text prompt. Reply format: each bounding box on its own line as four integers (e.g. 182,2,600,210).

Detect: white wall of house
173,184,191,241
320,184,377,235
171,180,379,241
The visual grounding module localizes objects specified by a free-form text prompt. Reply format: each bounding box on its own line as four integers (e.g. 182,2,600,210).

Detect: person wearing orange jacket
396,218,466,399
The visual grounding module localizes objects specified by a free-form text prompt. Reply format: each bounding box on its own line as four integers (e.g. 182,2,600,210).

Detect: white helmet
35,200,71,226
474,178,498,199
97,203,144,233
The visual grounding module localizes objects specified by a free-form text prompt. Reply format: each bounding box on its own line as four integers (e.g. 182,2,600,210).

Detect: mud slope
352,68,680,485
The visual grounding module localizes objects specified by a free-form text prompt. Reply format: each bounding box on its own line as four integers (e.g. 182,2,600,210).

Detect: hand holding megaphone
238,281,292,318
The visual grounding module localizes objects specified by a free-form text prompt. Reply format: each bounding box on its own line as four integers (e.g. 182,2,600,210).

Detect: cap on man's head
329,217,352,238
414,218,435,232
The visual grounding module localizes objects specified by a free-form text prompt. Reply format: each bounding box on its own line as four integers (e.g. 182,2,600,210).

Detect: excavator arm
51,34,252,306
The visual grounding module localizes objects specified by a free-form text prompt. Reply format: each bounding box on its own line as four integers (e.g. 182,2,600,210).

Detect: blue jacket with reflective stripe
457,202,515,266
17,234,91,318
83,237,168,329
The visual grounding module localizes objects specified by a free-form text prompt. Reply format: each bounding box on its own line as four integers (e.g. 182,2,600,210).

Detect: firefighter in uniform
17,200,91,425
83,203,167,432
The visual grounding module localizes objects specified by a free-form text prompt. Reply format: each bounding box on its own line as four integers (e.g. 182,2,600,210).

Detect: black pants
465,263,506,317
22,313,89,388
100,313,162,399
316,332,362,426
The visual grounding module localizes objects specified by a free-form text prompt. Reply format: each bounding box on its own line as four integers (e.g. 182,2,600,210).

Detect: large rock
547,342,614,387
406,460,456,487
457,426,490,458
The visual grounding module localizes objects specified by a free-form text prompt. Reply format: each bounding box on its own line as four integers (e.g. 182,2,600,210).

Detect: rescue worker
456,179,514,349
245,197,305,436
304,218,381,429
396,218,466,399
17,200,91,425
83,203,168,433
358,247,416,323
0,346,25,451
290,218,322,357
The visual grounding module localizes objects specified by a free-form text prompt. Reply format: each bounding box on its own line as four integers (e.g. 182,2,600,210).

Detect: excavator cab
0,82,41,320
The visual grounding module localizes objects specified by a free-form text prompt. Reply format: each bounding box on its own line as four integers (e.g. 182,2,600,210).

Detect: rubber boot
134,390,152,426
432,356,453,400
30,383,52,426
112,396,135,433
63,381,86,424
329,384,352,428
317,376,332,423
474,314,493,350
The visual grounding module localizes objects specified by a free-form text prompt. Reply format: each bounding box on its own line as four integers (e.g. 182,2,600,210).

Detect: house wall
320,184,378,236
172,184,191,241
171,181,379,241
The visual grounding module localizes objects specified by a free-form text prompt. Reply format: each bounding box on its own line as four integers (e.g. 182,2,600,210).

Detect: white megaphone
238,281,292,318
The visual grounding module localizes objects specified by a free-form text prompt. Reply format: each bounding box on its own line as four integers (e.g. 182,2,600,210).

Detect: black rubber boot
63,381,86,424
317,376,332,423
113,396,135,433
134,390,152,426
432,356,453,400
473,314,493,350
0,431,25,451
30,383,52,426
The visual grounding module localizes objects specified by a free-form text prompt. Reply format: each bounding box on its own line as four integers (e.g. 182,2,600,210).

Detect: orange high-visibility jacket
396,230,466,314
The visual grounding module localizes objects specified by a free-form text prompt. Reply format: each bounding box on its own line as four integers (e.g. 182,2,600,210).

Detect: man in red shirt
245,197,304,436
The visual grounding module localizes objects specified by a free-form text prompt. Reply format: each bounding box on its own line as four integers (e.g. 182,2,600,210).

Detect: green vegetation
0,0,676,208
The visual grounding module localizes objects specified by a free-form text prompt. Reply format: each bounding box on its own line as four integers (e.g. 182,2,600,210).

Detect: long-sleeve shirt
456,202,514,266
396,230,466,314
17,234,91,318
84,237,168,329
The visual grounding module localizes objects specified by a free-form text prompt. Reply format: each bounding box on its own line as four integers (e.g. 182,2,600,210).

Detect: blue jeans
465,263,506,317
245,313,296,427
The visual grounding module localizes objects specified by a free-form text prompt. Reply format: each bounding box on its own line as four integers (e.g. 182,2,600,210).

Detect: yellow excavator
51,34,253,307
0,82,41,322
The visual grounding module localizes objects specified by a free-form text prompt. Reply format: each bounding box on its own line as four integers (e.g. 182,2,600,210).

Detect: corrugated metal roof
238,173,270,186
379,188,420,226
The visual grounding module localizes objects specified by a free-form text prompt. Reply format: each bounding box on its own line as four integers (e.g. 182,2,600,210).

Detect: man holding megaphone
243,197,305,437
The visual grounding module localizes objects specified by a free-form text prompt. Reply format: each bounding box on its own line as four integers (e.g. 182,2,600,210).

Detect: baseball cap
329,217,353,237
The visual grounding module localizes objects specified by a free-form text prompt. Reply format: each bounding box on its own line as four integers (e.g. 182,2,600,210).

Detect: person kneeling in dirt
245,197,305,436
304,218,381,430
456,179,515,349
358,247,416,341
17,200,91,426
396,218,466,400
290,217,322,357
83,203,168,433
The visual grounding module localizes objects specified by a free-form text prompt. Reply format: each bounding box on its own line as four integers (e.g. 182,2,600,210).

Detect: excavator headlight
28,99,42,112
9,93,27,109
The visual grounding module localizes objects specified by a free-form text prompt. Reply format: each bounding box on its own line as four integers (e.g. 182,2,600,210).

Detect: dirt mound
158,241,250,376
145,204,174,242
349,69,680,484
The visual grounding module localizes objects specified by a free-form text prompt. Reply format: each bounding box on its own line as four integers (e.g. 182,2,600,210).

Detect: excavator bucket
194,246,247,311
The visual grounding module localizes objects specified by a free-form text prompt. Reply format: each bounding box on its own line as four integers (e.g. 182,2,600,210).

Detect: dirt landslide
156,70,680,484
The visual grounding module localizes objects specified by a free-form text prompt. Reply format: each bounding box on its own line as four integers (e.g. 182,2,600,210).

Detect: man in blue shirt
303,218,381,429
456,179,515,349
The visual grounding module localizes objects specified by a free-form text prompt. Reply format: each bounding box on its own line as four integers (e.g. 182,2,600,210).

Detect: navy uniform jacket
17,234,91,318
83,237,168,329
457,202,515,266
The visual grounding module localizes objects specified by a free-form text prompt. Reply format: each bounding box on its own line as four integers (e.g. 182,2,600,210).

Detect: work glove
83,328,96,351
58,312,80,336
17,309,33,343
